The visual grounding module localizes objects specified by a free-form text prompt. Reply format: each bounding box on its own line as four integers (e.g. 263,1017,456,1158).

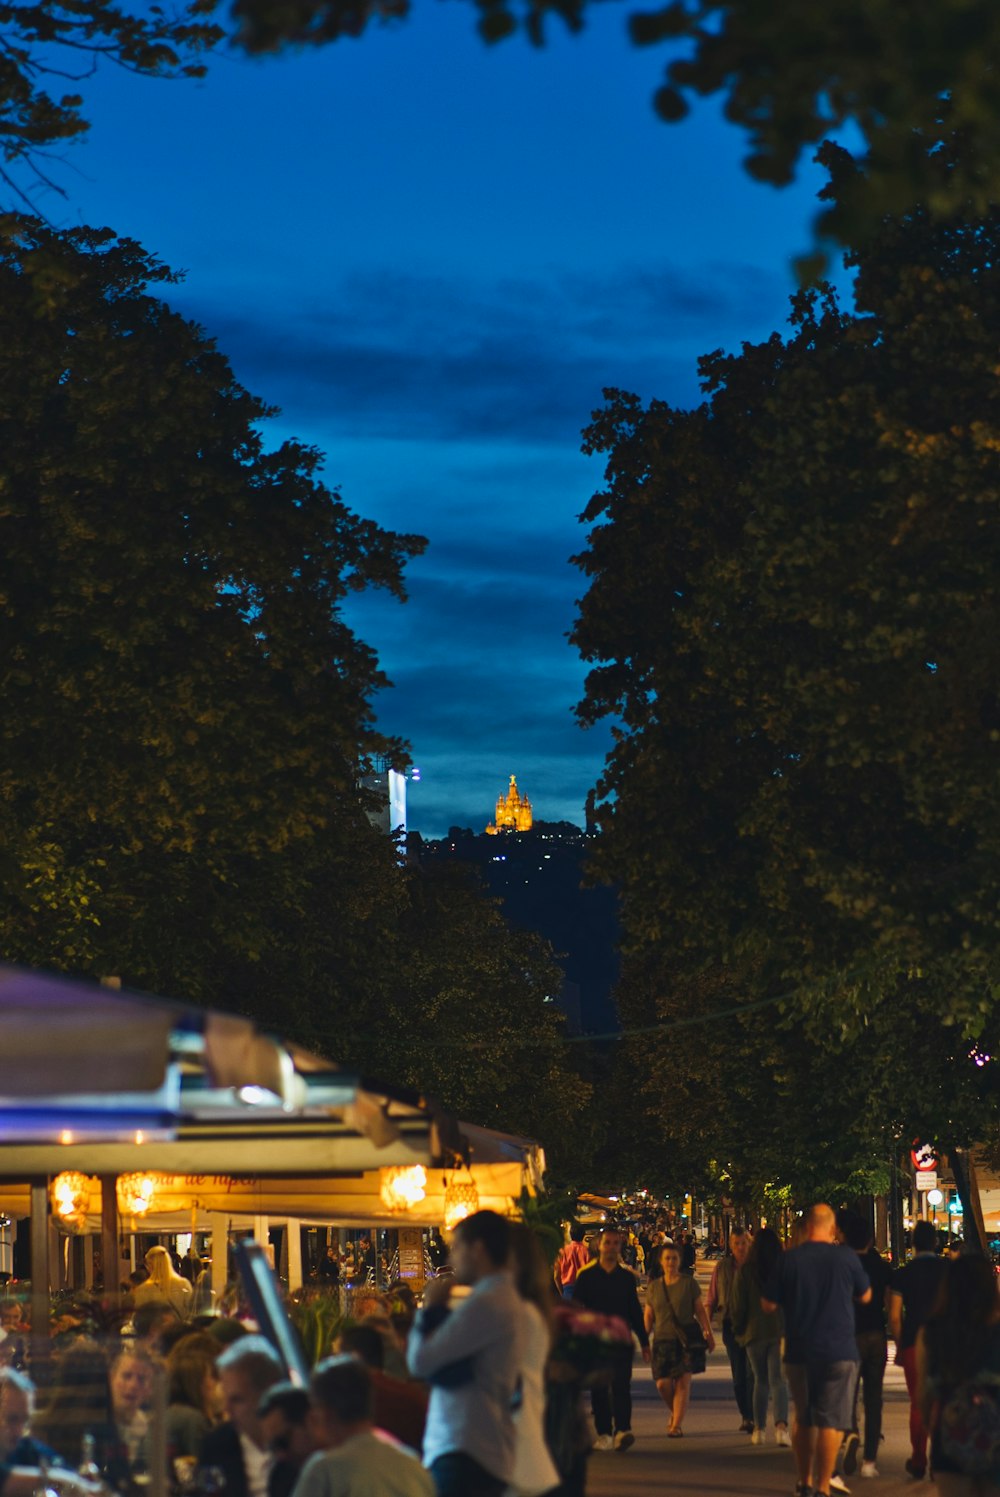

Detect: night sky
56,7,846,835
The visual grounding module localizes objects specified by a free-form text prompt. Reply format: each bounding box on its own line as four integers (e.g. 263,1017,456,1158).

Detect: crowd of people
0,1206,997,1497
0,1214,584,1497
557,1202,1000,1497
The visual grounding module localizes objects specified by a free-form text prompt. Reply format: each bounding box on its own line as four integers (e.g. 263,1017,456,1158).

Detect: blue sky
53,4,844,835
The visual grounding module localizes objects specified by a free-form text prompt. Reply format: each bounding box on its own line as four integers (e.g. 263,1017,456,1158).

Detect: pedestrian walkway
588,1341,920,1496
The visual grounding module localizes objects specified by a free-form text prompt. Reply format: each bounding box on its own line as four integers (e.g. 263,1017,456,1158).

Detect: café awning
0,964,462,1176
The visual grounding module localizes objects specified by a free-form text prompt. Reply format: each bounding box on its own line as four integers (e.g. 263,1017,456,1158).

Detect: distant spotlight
410,767,421,782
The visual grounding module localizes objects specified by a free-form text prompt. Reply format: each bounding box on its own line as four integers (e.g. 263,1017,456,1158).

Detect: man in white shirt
292,1357,433,1497
407,1210,524,1497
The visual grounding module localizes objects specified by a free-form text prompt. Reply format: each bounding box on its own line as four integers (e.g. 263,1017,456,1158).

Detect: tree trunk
950,1147,988,1255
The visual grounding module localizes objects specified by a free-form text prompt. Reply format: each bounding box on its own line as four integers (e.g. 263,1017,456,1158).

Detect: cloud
342,486,610,834
168,254,792,834
172,257,789,448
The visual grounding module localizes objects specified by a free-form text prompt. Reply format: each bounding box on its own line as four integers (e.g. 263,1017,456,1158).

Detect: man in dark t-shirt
839,1211,892,1478
573,1229,651,1453
764,1204,870,1497
888,1219,946,1479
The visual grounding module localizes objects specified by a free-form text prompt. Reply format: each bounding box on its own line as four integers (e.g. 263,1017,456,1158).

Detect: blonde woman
134,1247,193,1320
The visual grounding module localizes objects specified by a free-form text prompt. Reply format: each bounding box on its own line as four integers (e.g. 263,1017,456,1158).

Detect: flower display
548,1301,634,1386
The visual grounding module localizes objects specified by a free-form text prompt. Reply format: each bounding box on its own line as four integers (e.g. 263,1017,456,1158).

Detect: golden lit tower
485,774,533,834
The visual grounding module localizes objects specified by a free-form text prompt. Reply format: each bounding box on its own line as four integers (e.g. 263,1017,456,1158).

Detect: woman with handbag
643,1244,715,1437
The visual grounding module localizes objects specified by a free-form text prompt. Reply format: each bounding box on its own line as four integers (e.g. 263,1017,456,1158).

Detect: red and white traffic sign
911,1141,938,1172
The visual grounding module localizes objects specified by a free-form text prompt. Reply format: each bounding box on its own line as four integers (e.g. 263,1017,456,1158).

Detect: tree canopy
598,953,1000,1211
0,0,220,203
0,217,421,987
0,218,590,1160
306,858,592,1172
571,180,1000,1179
4,0,1000,255
227,0,1000,264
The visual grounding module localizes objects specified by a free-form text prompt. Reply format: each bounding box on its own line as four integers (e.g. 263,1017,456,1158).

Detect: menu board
397,1227,425,1282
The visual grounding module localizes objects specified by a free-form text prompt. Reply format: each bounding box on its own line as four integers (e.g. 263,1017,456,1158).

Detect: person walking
407,1209,524,1497
730,1226,790,1446
643,1244,714,1437
888,1218,947,1482
839,1212,891,1480
706,1227,755,1432
572,1227,651,1452
762,1203,871,1497
553,1228,589,1301
916,1255,1000,1497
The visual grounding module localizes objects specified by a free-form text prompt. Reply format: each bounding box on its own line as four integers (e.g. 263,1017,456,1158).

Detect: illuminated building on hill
485,774,533,835
418,812,620,1033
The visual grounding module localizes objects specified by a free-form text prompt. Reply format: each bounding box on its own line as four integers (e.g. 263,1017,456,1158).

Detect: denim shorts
784,1360,858,1430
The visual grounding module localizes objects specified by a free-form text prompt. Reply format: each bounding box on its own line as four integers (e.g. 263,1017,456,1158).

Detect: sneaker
904,1460,927,1481
842,1433,860,1476
776,1426,792,1447
615,1431,635,1452
740,1418,754,1433
592,1434,614,1452
860,1462,878,1479
830,1476,850,1494
751,1429,764,1445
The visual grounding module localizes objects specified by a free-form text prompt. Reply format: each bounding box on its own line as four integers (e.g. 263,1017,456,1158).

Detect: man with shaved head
762,1205,872,1497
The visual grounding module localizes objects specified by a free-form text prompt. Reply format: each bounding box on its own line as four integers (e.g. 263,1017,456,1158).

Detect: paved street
585,1259,922,1497
587,1350,919,1495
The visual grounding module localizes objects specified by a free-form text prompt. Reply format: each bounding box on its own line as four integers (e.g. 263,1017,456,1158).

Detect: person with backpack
916,1254,1000,1495
553,1226,590,1300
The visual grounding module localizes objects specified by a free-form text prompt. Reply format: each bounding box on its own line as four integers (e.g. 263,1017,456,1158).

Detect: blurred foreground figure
408,1211,524,1497
294,1356,432,1497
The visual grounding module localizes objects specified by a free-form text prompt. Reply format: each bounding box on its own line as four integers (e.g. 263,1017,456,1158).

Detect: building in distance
485,774,533,835
360,755,411,836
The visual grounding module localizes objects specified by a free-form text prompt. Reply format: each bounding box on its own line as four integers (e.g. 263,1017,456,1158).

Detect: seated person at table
336,1326,428,1453
257,1385,320,1497
0,1371,59,1468
199,1337,284,1497
293,1357,433,1497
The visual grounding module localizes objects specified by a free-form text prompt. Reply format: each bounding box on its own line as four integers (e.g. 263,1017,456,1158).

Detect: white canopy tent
0,966,544,1319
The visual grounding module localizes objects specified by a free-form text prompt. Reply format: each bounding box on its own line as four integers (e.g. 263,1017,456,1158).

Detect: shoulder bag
659,1278,708,1375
